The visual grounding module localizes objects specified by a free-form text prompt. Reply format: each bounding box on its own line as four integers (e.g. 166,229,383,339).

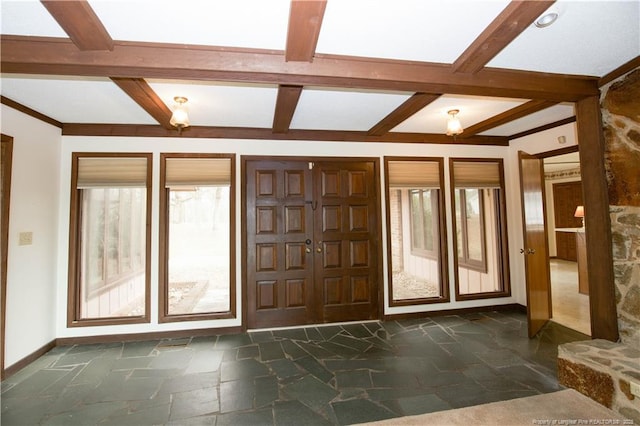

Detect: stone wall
601,67,640,350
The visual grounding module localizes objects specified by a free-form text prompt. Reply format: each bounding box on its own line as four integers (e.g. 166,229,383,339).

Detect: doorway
544,152,591,335
243,157,382,329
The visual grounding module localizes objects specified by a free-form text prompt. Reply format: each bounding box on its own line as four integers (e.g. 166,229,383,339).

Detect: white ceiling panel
148,80,279,128
392,95,527,134
290,88,411,131
489,0,640,76
316,0,510,63
483,104,575,136
0,1,66,37
1,75,157,124
89,0,291,50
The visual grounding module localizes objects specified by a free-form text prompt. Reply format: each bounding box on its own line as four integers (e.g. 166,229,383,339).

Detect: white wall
1,105,61,368
507,122,579,305
56,136,523,337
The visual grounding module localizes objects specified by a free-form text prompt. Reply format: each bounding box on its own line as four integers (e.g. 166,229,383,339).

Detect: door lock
305,239,312,245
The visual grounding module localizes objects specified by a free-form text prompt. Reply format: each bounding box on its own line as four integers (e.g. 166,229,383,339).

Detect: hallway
550,259,591,336
0,310,589,425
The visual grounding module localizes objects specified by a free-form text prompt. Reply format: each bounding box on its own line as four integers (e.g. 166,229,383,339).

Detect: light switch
19,232,33,246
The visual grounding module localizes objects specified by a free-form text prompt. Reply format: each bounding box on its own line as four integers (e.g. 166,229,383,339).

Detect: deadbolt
305,239,312,245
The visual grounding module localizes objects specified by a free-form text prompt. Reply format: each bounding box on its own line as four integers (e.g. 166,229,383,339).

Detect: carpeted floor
359,389,627,425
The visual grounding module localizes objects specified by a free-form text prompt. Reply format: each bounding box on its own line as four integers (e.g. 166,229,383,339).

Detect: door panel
246,160,315,328
518,151,552,337
314,161,379,323
246,158,379,328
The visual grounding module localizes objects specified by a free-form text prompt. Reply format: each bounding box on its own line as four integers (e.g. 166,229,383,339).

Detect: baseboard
383,303,527,321
2,339,56,380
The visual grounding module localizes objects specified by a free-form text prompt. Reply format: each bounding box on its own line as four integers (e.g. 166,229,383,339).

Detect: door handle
527,248,536,255
305,248,312,253
520,248,526,254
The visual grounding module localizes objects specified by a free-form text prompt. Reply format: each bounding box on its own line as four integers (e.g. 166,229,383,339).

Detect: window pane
455,190,463,258
465,189,483,261
167,186,231,315
80,188,146,319
387,159,445,304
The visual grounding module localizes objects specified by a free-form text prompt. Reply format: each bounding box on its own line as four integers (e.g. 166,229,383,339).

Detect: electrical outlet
631,381,640,398
18,232,32,246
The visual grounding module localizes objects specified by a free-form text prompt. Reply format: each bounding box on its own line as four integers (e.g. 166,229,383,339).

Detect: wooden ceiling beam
0,36,598,102
110,78,173,129
461,99,558,137
40,0,113,51
453,0,555,74
368,93,441,136
61,123,509,146
273,85,303,133
285,0,327,62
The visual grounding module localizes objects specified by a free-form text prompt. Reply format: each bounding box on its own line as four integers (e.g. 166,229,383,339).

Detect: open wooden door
518,151,552,337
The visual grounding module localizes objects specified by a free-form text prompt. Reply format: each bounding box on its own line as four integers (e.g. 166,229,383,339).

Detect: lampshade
170,96,190,131
574,205,584,218
446,109,463,136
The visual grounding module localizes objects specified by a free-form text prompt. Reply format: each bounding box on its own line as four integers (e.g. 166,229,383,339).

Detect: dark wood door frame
529,114,618,341
1,134,14,379
241,155,384,329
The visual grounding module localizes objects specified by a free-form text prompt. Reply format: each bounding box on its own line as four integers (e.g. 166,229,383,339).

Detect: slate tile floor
1,310,589,425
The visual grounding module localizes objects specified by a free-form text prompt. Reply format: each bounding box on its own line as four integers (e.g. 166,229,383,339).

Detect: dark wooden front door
245,158,380,329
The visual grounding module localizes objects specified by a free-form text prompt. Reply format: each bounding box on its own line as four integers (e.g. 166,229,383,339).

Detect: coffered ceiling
1,0,639,145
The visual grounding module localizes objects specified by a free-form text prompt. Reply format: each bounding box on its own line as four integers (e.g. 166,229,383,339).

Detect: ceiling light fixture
446,109,464,137
534,10,559,28
170,96,190,134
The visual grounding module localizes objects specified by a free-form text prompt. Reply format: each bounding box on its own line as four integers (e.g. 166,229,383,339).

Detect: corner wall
601,67,640,350
1,105,61,367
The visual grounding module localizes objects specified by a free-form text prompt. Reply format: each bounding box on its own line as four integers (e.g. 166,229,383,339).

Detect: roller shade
388,161,441,188
452,161,502,188
77,157,148,188
165,158,231,187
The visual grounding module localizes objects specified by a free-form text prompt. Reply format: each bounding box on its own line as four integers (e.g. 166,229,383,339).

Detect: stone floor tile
43,401,129,426
170,387,219,421
254,375,279,408
185,349,224,374
121,340,159,358
294,356,334,383
273,400,332,425
267,358,303,379
259,341,286,361
331,398,397,424
1,310,588,426
219,379,254,413
341,323,374,338
272,327,308,342
215,333,252,349
282,375,339,411
249,330,275,343
335,369,372,389
280,339,309,360
216,408,273,426
220,358,270,382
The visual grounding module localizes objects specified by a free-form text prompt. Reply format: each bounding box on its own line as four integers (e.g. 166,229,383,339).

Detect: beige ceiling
1,0,638,144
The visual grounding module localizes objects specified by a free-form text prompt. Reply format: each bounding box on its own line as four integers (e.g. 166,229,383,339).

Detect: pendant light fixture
446,109,464,136
170,96,190,134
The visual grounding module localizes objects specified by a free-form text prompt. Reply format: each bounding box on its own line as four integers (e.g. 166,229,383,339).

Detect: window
410,189,438,256
385,158,448,305
450,159,510,300
159,154,235,322
68,153,151,325
455,188,486,272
